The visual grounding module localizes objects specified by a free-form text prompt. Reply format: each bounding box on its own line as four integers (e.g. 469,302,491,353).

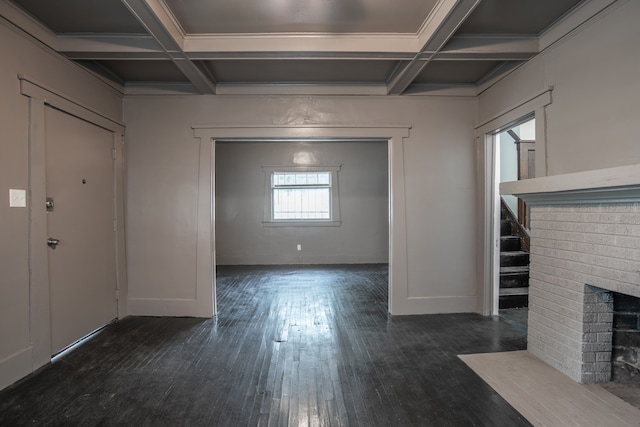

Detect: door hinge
113,218,118,232
115,289,120,300
112,147,117,160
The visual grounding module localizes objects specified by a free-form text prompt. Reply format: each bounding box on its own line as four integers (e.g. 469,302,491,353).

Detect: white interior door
45,106,118,355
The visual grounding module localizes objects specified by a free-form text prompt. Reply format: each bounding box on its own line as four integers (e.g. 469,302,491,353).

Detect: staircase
499,200,530,309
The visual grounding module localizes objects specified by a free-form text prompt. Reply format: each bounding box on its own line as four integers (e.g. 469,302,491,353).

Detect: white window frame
262,165,341,227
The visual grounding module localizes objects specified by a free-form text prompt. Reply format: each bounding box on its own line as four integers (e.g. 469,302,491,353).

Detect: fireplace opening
612,292,640,382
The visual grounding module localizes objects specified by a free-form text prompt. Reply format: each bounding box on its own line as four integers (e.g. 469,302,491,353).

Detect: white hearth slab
460,351,640,427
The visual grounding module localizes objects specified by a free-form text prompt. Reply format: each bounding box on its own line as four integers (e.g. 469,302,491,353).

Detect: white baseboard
216,256,389,265
127,298,203,317
0,347,33,391
392,295,478,315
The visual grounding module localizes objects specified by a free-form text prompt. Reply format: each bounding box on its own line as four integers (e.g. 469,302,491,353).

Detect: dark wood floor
0,264,530,426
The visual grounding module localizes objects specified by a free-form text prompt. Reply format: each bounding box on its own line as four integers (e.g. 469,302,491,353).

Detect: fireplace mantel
500,164,640,205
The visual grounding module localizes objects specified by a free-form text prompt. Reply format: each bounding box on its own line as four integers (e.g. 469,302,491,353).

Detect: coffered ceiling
2,0,587,95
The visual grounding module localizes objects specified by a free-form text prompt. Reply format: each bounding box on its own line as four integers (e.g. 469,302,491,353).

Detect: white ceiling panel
163,0,439,34
12,0,147,33
457,0,584,35
414,60,501,84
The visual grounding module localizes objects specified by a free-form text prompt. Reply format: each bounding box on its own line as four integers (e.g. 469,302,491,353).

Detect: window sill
263,220,342,227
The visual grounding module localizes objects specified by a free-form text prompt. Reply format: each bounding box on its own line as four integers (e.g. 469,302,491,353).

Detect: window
263,166,341,226
272,171,331,219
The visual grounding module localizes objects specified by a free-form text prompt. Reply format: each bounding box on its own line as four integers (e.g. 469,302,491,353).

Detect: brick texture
527,204,640,383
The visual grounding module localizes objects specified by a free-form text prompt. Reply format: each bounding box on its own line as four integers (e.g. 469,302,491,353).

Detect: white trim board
501,163,640,204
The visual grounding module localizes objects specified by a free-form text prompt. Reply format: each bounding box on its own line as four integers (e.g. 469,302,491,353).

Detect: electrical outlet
297,244,302,251
9,189,26,208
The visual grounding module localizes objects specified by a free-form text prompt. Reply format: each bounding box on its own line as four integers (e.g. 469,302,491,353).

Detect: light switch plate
10,189,26,208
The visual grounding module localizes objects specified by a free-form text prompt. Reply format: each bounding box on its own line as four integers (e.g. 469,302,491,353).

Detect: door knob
47,238,61,249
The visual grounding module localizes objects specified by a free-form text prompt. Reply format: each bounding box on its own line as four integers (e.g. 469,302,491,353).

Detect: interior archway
193,125,411,316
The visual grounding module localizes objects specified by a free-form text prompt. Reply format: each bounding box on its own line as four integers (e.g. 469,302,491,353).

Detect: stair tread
500,266,529,274
501,251,529,255
500,287,529,296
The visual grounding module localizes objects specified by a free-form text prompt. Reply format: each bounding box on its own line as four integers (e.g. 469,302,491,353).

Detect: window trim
262,165,341,227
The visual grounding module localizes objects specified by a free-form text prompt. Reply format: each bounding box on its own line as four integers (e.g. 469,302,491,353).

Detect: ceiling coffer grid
8,0,585,95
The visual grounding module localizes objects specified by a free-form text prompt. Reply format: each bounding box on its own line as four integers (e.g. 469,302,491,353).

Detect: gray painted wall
215,140,389,265
124,95,478,316
478,1,640,176
475,0,640,316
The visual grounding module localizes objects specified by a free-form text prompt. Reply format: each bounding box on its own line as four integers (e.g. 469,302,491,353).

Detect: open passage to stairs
500,199,530,309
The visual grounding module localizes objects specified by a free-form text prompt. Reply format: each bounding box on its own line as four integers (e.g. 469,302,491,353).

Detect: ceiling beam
386,0,481,95
186,51,415,61
124,82,391,96
58,34,166,59
416,0,481,52
57,33,537,62
57,32,416,60
184,33,420,55
121,0,183,52
172,58,217,94
433,35,538,60
55,34,538,65
55,34,538,61
121,0,216,94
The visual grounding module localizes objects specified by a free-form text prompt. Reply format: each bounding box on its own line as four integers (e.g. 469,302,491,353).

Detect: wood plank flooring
0,264,530,426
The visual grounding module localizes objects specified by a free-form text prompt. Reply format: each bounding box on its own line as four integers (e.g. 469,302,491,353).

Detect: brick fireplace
528,204,640,383
501,165,640,384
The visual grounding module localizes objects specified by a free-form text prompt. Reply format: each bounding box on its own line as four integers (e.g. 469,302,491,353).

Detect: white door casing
20,76,127,371
475,89,551,315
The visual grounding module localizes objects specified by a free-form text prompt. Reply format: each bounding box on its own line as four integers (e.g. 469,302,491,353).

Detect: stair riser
500,220,512,235
500,274,529,289
500,237,521,252
500,203,529,308
499,294,529,309
500,253,529,267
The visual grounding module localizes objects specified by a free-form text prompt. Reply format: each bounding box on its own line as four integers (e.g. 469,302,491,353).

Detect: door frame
20,75,127,370
475,89,551,315
193,125,411,316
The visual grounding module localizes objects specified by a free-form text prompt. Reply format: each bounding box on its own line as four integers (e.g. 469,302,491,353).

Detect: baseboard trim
393,295,478,315
127,298,202,317
216,256,390,265
0,346,33,391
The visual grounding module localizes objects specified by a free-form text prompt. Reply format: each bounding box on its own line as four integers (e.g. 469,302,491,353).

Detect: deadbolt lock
46,197,54,212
